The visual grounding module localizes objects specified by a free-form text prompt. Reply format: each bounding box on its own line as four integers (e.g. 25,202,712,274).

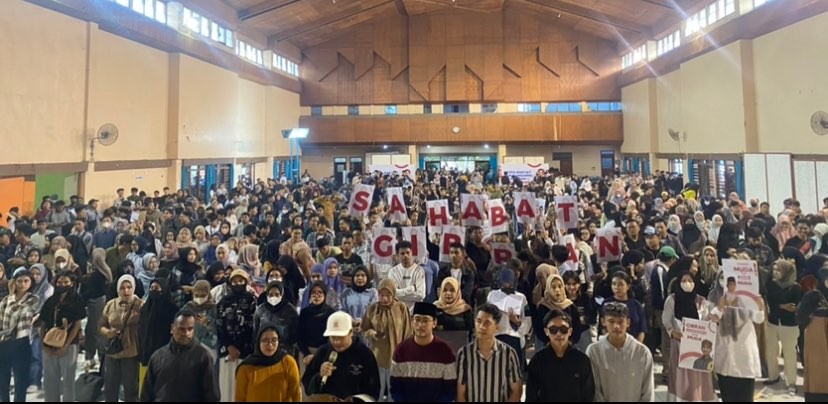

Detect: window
272,54,300,77
481,103,498,113
670,159,684,175
385,105,397,115
236,40,264,66
517,103,541,113
444,103,469,113
423,104,432,114
656,30,681,57
347,105,359,116
115,0,129,6
311,106,323,116
621,44,648,69
685,0,735,37
154,1,166,23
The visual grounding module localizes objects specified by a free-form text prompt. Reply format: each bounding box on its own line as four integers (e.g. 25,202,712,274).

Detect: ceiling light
383,145,388,150
483,144,489,149
426,145,431,148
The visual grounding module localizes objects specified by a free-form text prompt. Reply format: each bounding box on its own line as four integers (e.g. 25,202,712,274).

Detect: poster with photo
678,318,718,373
721,259,761,312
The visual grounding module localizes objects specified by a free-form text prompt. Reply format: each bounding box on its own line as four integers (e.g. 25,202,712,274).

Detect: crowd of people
0,168,827,402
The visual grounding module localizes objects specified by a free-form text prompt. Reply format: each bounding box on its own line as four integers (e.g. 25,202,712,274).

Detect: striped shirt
456,339,521,402
0,292,39,341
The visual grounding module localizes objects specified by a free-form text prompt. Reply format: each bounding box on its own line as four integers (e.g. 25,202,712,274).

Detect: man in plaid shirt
0,269,40,402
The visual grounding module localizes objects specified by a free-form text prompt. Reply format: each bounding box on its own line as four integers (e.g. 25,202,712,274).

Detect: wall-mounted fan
667,128,685,142
89,123,120,160
811,111,828,136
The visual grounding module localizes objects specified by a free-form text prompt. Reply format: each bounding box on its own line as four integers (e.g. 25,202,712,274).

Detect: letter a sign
371,227,397,265
349,183,375,218
386,188,407,223
595,227,622,263
514,192,538,224
460,194,486,227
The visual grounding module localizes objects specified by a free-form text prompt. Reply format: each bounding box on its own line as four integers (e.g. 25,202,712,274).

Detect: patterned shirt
456,339,521,402
0,292,40,341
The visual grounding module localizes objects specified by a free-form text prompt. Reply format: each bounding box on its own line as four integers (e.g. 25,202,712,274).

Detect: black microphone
321,351,338,386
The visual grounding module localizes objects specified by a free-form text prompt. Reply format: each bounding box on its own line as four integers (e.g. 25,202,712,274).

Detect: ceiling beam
637,0,677,11
394,0,408,15
239,0,304,21
269,0,395,42
518,0,652,36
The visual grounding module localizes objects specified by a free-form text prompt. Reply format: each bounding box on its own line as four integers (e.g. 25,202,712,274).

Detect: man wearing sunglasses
586,302,654,402
525,309,594,402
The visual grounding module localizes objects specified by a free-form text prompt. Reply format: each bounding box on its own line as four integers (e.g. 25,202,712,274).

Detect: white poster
426,199,450,231
678,318,718,373
554,195,579,229
514,192,538,224
559,234,580,274
501,163,550,183
348,183,375,218
488,198,510,234
401,226,427,261
386,187,407,223
721,259,761,312
439,225,466,263
491,242,516,265
595,227,623,263
460,194,487,227
371,227,397,265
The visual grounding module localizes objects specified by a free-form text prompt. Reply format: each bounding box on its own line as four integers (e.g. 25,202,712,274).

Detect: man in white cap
302,311,380,400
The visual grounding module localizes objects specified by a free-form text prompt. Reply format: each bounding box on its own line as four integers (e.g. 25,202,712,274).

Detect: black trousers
717,373,755,402
0,337,32,402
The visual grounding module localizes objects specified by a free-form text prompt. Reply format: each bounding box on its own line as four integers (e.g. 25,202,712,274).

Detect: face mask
58,262,67,269
54,286,71,295
103,222,112,229
192,297,207,305
719,278,726,288
502,287,515,295
681,282,694,293
231,284,247,294
267,296,282,306
150,290,163,298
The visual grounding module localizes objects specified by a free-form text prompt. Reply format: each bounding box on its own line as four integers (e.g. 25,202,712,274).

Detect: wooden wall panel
300,5,620,105
298,113,622,144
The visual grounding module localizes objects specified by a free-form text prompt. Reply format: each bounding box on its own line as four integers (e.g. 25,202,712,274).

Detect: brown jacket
804,310,828,396
99,297,144,359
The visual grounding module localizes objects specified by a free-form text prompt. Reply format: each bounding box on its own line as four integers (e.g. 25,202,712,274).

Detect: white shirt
450,267,462,283
388,263,426,309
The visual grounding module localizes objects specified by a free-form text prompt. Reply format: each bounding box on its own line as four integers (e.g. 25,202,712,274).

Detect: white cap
323,311,353,337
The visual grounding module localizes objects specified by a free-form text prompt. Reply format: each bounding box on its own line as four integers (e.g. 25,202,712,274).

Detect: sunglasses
546,326,570,335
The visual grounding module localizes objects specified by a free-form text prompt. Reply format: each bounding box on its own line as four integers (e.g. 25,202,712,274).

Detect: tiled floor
17,352,806,402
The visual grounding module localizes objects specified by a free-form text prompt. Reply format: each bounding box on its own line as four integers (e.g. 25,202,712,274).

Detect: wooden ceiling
220,0,705,50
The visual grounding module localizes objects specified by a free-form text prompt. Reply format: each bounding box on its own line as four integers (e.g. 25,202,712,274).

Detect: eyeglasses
310,291,325,297
260,338,279,346
413,316,433,324
546,326,570,335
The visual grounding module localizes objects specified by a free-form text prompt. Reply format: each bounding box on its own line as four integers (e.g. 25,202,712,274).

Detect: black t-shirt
40,291,87,344
466,242,491,287
335,253,363,278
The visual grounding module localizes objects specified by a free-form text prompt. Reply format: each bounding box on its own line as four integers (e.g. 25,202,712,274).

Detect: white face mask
267,296,282,306
58,262,67,269
192,297,207,305
681,282,694,293
719,278,726,288
102,222,112,229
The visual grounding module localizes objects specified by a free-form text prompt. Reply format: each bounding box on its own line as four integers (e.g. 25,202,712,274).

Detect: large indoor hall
1,0,827,402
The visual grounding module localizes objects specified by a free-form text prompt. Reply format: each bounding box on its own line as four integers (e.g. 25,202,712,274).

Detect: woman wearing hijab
274,255,305,307
176,228,196,250
205,262,227,289
159,241,179,272
772,215,798,253
261,240,281,275
0,270,40,402
680,214,707,256
235,323,301,402
140,223,160,257
253,281,299,359
320,257,344,310
434,277,474,352
216,269,257,402
28,263,53,393
81,248,112,371
707,269,765,402
99,274,144,402
136,253,159,298
107,260,145,301
662,271,715,401
535,274,585,348
297,281,336,372
175,246,203,299
128,237,149,275
361,278,412,402
43,236,67,276
698,246,719,291
764,259,803,394
203,234,221,267
707,214,723,247
182,280,219,360
215,243,234,268
339,266,378,332
301,264,336,310
39,270,85,402
237,244,264,292
138,276,178,392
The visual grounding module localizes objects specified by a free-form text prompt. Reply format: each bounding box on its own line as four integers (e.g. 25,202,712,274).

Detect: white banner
535,198,547,230
679,319,718,373
501,163,549,183
439,225,466,263
386,187,407,223
401,226,427,261
491,242,516,265
721,259,761,312
426,199,450,230
367,164,417,180
348,183,375,217
460,194,487,227
595,227,623,263
488,198,510,234
514,192,538,224
559,234,580,274
554,195,579,229
371,227,398,265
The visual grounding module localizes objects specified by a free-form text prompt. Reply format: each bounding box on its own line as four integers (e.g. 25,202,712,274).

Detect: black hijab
672,271,699,321
238,323,287,370
263,240,281,266
276,255,305,306
138,276,178,365
206,262,226,288
177,247,201,286
349,266,372,294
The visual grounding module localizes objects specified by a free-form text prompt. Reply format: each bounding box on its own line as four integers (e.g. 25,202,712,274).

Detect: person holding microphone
302,311,380,400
